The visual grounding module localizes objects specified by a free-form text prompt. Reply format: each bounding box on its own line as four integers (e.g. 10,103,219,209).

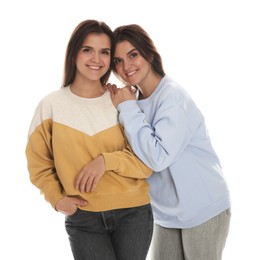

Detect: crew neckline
63,86,109,104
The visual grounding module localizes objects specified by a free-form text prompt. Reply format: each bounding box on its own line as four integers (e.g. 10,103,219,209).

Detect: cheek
103,56,111,67
75,53,87,66
115,65,123,76
138,59,148,68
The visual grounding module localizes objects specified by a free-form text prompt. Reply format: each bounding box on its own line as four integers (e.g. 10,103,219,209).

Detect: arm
75,128,153,193
75,86,152,193
107,85,190,171
117,100,190,171
101,86,152,174
26,119,65,208
102,133,153,178
26,103,87,212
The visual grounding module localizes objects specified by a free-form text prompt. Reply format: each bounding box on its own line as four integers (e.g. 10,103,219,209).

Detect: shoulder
39,88,66,106
31,88,66,121
157,77,193,107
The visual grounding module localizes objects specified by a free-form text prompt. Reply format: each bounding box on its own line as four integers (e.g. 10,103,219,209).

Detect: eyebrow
127,48,137,55
81,45,91,49
114,48,137,58
81,46,111,51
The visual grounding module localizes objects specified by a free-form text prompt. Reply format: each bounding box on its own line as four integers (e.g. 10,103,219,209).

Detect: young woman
106,24,231,260
25,20,153,260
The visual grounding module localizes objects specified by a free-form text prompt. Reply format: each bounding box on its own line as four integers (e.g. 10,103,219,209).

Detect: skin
72,40,163,196
79,40,163,193
108,40,162,105
55,33,111,215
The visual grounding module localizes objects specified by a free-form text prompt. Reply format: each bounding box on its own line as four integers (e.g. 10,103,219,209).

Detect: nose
91,52,101,63
123,59,131,71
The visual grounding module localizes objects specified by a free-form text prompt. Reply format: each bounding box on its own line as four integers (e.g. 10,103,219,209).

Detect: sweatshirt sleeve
25,103,64,209
102,126,153,179
116,98,192,172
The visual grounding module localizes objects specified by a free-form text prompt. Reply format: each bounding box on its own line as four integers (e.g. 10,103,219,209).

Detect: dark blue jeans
65,204,153,260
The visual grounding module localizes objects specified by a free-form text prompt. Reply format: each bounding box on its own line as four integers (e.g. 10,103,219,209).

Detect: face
75,33,111,82
113,40,152,86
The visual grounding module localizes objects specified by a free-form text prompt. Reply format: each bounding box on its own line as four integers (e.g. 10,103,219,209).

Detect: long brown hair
62,20,114,87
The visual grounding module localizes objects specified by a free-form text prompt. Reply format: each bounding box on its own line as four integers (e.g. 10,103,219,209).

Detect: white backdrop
1,0,254,259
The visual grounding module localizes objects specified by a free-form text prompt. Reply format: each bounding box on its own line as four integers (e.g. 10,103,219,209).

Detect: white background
1,0,254,259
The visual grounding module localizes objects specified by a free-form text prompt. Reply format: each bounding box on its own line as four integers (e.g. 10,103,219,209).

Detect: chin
126,78,138,86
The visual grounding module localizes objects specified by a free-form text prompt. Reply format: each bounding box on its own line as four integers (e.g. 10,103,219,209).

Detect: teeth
89,66,100,70
127,71,136,76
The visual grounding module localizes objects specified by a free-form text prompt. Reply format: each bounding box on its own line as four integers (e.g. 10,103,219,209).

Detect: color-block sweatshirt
25,87,152,212
117,76,231,228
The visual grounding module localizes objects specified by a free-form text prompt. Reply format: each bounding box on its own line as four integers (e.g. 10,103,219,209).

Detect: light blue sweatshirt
117,76,231,228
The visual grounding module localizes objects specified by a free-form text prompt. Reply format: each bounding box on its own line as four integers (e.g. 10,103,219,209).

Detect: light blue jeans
150,208,231,260
65,204,153,260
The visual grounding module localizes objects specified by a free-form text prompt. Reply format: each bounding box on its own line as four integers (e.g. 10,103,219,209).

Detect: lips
88,65,101,70
126,70,137,77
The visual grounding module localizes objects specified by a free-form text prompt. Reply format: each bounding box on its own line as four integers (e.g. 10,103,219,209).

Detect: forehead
114,40,135,56
82,33,111,48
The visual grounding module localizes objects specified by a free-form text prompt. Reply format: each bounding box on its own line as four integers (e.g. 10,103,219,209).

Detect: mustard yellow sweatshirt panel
26,87,151,212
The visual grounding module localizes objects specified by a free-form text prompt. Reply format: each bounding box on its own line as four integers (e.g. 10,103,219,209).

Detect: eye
113,58,122,65
81,47,92,53
101,49,110,55
130,51,138,59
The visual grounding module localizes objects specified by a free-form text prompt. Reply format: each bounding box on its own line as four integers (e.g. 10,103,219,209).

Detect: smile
126,70,136,77
88,65,101,70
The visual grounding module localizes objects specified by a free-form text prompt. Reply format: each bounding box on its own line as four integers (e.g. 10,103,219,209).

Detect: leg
182,209,231,260
65,209,117,260
150,224,185,260
111,204,154,260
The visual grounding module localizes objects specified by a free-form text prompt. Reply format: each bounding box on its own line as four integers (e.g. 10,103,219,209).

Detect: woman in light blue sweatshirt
107,24,231,260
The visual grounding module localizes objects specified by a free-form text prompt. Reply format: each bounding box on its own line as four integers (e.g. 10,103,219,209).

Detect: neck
70,78,105,98
138,73,163,99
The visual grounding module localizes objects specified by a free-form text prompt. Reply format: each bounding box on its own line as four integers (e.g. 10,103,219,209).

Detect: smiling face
75,33,111,83
113,40,153,87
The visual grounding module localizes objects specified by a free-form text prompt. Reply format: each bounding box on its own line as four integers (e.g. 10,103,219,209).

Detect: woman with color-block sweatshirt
105,24,231,260
25,20,153,260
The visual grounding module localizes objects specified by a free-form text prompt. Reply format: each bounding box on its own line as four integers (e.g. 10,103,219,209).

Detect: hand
75,155,106,193
105,84,136,107
55,196,87,216
104,83,118,94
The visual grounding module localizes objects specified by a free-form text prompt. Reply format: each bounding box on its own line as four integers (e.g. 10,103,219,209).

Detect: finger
112,84,118,94
79,176,89,193
75,172,84,190
104,83,111,89
71,197,88,206
106,85,113,93
85,176,94,193
76,170,89,193
90,177,99,192
109,88,117,100
106,84,118,94
105,83,113,91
